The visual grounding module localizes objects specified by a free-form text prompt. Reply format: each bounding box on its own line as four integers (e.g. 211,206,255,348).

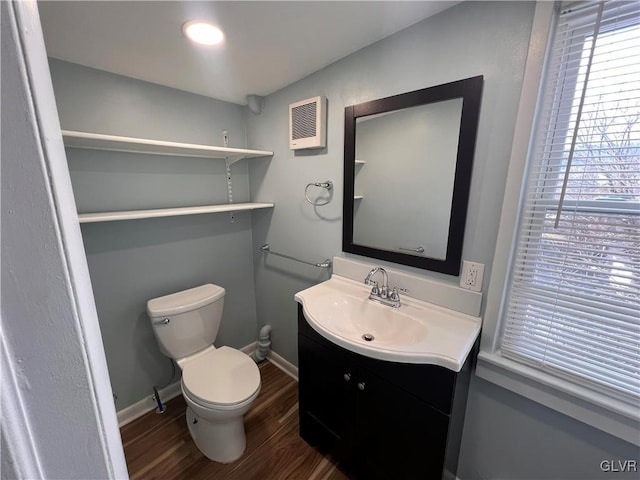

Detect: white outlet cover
460,261,484,292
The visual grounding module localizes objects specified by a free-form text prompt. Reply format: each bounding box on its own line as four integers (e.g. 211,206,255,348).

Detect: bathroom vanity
298,307,476,479
295,270,481,480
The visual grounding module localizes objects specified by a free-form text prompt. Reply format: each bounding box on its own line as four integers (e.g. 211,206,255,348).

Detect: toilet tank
147,284,225,360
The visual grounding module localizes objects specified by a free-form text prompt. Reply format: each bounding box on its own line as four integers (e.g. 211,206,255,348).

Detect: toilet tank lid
147,284,225,317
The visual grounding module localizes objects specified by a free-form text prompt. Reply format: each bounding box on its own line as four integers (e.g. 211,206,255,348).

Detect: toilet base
186,407,246,463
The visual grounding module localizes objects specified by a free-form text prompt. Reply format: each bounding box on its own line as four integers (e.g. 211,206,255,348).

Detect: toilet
147,284,261,463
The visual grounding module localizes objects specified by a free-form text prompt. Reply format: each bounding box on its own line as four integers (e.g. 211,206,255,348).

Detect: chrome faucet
364,267,401,308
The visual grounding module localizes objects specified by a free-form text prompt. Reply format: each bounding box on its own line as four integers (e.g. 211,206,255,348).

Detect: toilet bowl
147,284,261,463
180,345,260,462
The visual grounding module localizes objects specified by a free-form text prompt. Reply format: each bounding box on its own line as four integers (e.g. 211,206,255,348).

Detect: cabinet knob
343,373,351,382
357,382,366,391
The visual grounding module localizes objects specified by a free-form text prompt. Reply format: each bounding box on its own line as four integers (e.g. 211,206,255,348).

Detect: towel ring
305,181,333,206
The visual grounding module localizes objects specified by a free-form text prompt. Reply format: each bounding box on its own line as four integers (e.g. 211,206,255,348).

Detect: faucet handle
390,286,407,301
389,287,400,301
370,281,379,296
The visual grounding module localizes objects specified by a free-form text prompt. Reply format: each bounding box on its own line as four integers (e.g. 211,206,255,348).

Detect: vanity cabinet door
298,308,473,480
298,334,355,460
353,368,449,480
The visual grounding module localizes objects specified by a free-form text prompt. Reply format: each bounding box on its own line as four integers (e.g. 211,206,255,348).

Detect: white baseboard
116,381,182,427
115,341,294,427
243,337,298,381
241,341,256,356
266,350,298,381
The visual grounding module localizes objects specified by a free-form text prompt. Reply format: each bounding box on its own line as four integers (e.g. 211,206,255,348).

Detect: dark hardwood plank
227,412,352,480
226,414,319,479
125,411,189,475
121,360,349,480
120,395,186,448
130,434,199,480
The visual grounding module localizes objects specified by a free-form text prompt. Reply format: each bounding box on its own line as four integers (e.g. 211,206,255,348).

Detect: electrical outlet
460,261,484,292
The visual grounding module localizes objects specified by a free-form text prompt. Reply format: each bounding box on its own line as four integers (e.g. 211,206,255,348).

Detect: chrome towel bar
399,246,425,254
260,244,332,269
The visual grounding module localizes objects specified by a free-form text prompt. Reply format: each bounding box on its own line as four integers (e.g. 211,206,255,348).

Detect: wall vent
289,96,327,150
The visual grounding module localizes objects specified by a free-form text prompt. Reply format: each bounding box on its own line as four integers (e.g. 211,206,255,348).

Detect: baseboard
266,350,298,381
116,381,182,427
116,342,295,427
117,341,258,427
243,338,298,381
241,341,256,356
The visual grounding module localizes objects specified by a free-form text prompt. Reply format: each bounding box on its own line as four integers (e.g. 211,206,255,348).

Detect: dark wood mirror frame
342,76,483,275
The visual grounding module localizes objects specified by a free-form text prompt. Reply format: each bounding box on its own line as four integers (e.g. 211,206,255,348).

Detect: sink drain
362,333,375,342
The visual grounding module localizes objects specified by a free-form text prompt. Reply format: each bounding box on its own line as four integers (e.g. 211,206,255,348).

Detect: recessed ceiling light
182,21,224,46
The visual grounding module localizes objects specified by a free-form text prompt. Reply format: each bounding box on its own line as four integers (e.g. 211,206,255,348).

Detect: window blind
500,0,640,407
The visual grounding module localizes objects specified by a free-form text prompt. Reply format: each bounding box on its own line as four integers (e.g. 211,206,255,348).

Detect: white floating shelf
62,130,273,165
355,160,366,165
78,202,274,224
354,195,364,200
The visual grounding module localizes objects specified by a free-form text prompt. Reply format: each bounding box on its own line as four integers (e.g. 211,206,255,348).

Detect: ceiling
38,1,458,105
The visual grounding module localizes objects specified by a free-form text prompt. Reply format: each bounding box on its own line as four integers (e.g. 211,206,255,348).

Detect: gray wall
2,6,126,477
49,59,263,409
247,0,531,370
245,2,639,479
459,376,639,480
46,2,639,477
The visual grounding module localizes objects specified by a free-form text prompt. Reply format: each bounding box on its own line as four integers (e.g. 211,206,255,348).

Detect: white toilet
147,284,261,463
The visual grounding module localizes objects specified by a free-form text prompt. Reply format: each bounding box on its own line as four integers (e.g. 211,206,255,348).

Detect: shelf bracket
225,158,235,223
226,154,247,166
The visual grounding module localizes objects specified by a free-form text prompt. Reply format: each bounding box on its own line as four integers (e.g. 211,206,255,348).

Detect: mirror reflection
353,98,463,260
343,76,483,275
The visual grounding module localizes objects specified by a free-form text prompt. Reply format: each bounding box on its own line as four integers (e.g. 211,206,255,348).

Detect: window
498,1,639,414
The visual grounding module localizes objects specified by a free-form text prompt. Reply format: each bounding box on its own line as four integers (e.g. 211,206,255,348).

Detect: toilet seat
181,346,260,409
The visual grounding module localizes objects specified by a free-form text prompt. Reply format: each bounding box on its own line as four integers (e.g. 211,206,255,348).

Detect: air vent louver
291,102,317,140
289,96,326,150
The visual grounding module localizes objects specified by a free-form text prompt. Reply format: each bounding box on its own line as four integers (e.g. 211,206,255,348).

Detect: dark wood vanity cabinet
298,305,475,480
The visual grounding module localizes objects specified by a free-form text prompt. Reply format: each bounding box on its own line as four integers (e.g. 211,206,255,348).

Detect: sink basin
310,292,429,346
295,275,481,371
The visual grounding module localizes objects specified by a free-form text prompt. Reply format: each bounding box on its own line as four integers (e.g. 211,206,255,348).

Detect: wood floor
120,361,351,480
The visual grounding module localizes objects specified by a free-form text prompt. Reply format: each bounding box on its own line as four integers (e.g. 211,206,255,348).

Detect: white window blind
500,0,640,408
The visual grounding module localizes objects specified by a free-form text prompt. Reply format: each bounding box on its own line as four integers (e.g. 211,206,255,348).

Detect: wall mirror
343,76,483,275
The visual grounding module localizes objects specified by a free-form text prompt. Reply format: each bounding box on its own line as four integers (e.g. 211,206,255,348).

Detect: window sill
476,351,640,446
